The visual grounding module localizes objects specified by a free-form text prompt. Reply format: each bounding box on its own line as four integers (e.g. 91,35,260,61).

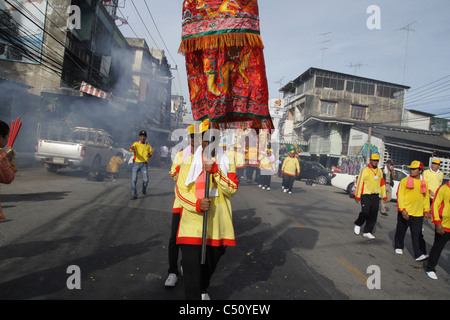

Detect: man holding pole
174,120,239,300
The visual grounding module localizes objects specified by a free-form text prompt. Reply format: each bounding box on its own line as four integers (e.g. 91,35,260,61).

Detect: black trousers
354,194,380,233
246,166,256,182
168,212,181,275
260,174,271,188
282,174,295,191
179,244,226,300
394,213,426,258
426,231,450,272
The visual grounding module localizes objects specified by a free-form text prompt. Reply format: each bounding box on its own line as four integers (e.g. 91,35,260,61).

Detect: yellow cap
408,160,424,169
189,119,210,135
370,154,380,160
199,119,210,133
432,159,441,165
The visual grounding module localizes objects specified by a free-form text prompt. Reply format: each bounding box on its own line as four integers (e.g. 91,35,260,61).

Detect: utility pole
366,125,372,164
318,32,331,68
275,77,284,98
396,21,417,84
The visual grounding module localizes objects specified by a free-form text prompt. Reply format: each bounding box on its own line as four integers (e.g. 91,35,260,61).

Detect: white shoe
164,273,177,287
266,187,270,191
201,293,210,300
426,271,438,280
415,254,429,262
354,225,361,235
288,191,292,194
363,233,375,239
284,189,287,193
258,184,262,188
395,249,403,255
262,186,265,190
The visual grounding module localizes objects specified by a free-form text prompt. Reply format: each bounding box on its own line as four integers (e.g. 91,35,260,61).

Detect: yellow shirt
397,177,430,217
281,157,300,176
175,154,238,247
130,141,153,163
106,156,124,173
432,182,450,232
355,165,387,200
423,169,444,198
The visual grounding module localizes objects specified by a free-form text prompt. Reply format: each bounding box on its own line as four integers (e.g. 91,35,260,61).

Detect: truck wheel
317,175,328,185
88,156,104,181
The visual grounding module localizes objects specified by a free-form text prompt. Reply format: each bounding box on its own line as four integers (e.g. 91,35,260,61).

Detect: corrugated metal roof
357,125,450,152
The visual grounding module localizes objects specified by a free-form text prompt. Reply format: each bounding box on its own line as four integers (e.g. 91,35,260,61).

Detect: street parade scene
0,0,450,312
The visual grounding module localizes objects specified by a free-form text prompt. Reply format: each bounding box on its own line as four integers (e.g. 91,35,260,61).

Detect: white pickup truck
35,125,123,177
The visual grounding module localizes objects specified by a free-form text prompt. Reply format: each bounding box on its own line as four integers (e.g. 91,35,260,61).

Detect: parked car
296,161,334,185
35,125,123,179
331,167,409,200
391,168,409,200
331,173,357,195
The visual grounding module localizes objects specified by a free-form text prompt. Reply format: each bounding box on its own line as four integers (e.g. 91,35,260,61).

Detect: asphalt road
0,165,449,300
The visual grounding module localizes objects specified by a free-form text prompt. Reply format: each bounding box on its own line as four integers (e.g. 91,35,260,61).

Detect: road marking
336,258,367,284
288,216,305,228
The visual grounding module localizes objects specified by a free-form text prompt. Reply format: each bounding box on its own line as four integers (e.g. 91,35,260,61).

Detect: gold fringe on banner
178,32,264,55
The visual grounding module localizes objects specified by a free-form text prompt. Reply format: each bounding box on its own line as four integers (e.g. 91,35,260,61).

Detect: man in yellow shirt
175,119,239,300
354,154,387,239
129,130,153,200
281,151,300,194
394,160,430,261
165,124,198,287
423,159,444,202
426,181,450,279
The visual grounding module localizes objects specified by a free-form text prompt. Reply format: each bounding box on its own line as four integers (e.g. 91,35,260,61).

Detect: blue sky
118,0,450,118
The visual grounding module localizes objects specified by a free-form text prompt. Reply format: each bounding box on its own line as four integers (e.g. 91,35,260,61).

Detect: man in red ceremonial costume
179,0,273,130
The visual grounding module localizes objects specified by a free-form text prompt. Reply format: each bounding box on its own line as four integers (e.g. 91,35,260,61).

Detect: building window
320,101,336,116
315,76,345,90
376,85,404,100
351,105,367,120
346,81,375,95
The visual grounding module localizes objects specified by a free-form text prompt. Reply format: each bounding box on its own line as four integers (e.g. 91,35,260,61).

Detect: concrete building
279,67,410,143
278,68,450,172
0,0,173,150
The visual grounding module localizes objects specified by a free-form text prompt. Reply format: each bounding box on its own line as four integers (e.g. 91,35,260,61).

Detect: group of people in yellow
354,155,448,280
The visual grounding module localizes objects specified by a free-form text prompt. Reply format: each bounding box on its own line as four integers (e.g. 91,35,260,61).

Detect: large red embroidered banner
180,0,273,130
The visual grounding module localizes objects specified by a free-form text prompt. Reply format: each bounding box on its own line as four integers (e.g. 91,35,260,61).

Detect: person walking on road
354,154,387,239
281,150,300,194
394,161,430,261
129,130,153,200
165,124,198,287
423,158,444,204
380,160,395,216
425,180,450,280
175,119,239,300
259,148,275,190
